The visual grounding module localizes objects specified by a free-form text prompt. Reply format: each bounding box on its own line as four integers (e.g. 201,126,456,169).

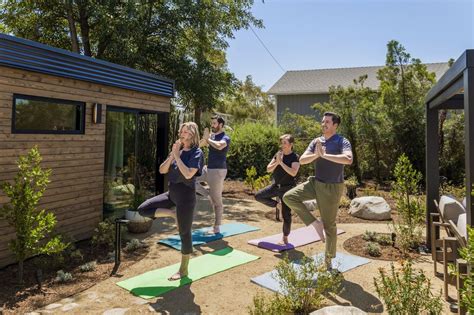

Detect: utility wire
249,25,286,73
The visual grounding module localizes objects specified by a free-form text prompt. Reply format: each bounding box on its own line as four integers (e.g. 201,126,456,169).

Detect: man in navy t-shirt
196,115,231,234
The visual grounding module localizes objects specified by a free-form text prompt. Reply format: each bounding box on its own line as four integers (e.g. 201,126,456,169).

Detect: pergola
425,49,474,248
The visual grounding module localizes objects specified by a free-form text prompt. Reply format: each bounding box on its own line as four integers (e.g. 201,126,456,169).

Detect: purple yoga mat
248,225,345,252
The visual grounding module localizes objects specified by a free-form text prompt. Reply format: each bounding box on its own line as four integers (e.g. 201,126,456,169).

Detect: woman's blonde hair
179,122,200,148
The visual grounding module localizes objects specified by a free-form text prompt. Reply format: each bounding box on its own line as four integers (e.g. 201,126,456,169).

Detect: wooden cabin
0,33,173,267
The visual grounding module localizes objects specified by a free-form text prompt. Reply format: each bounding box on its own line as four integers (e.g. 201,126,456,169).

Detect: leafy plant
79,261,97,272
376,234,393,246
450,225,474,312
70,249,84,263
391,154,425,254
254,174,271,192
55,270,73,283
366,242,381,257
362,230,377,242
91,219,115,251
249,254,342,314
124,239,147,252
0,146,68,283
374,260,443,314
244,166,258,191
128,187,147,212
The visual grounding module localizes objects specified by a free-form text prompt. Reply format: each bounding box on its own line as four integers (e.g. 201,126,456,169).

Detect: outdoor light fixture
93,103,102,124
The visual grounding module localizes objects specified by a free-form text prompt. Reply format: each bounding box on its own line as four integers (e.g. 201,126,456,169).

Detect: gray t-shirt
305,134,352,183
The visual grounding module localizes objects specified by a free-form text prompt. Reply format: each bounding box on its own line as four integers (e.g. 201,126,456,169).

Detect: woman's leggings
255,184,295,236
138,183,196,255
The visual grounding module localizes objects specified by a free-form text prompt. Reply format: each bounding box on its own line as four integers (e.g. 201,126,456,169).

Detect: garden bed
343,234,421,261
0,238,149,314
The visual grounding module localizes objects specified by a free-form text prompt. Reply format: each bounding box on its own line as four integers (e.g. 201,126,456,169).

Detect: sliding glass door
103,107,167,219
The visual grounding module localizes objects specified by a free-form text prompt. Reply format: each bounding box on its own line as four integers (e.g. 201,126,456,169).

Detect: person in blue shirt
283,112,353,271
196,115,231,234
138,122,204,281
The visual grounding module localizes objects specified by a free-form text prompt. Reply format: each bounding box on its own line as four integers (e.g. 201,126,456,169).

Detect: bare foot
278,235,289,245
168,271,187,281
311,219,325,242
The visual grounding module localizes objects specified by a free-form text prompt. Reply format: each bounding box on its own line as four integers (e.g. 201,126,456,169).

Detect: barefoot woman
138,122,204,280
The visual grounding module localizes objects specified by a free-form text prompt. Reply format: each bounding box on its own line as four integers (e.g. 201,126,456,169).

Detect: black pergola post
426,103,439,250
425,49,473,249
465,67,474,227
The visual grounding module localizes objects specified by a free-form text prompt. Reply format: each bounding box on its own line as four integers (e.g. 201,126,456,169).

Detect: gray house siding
276,94,329,122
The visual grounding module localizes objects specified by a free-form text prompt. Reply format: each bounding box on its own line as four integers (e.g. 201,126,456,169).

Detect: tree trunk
77,2,92,56
18,259,24,284
194,105,202,130
65,0,80,53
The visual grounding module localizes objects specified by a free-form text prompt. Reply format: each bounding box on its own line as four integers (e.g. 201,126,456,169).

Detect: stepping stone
61,303,79,312
103,308,129,315
311,305,367,314
44,303,62,310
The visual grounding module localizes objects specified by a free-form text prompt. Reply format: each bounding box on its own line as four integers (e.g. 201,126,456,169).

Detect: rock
311,305,367,314
102,308,129,315
348,196,391,220
304,199,318,211
61,303,79,312
44,303,62,310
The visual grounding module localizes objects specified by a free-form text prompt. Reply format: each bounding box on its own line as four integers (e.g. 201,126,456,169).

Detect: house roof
268,63,450,95
0,33,175,98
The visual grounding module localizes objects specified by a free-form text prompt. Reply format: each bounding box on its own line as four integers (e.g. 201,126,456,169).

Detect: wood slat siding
0,66,171,267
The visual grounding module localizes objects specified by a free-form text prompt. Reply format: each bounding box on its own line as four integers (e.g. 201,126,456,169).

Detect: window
13,94,85,134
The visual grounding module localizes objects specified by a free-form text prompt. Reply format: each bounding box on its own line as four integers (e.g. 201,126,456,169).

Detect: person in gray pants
196,115,231,234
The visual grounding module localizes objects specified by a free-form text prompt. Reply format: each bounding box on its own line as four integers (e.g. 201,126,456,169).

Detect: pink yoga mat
248,226,345,252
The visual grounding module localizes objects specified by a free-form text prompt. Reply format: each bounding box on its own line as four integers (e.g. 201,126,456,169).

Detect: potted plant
125,187,153,233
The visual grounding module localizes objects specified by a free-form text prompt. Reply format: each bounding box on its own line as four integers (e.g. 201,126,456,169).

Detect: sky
226,0,474,91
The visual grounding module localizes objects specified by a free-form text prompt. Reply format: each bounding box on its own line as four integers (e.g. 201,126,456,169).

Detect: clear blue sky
226,0,474,91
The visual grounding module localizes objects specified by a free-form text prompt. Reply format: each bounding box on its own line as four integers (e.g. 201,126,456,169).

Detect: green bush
374,261,443,314
70,249,84,262
254,174,271,192
55,270,73,283
248,254,342,314
376,234,393,246
450,226,474,312
366,242,381,257
0,146,68,283
91,219,115,251
391,154,425,254
226,122,280,179
79,261,97,272
362,230,377,242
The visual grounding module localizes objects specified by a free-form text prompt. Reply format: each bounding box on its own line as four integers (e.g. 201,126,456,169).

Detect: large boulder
311,306,367,315
348,196,391,220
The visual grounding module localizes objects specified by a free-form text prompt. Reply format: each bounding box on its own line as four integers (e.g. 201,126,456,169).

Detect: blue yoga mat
158,222,260,250
251,252,370,294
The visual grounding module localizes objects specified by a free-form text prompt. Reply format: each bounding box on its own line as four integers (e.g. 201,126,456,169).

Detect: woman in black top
255,134,300,244
138,122,203,281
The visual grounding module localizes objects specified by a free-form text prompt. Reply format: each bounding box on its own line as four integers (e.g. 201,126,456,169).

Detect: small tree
0,147,67,283
391,154,424,253
374,260,443,314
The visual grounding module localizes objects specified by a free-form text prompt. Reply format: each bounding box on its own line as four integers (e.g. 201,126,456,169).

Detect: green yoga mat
116,247,259,298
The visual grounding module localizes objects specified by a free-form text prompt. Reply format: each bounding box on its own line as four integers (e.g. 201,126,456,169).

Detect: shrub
376,234,393,246
79,261,97,272
254,174,271,192
124,239,147,252
55,270,73,283
450,225,474,312
244,166,258,191
226,122,280,179
0,146,68,283
374,261,443,314
366,242,381,257
362,230,377,242
91,219,115,251
70,249,84,262
391,154,425,254
249,254,342,314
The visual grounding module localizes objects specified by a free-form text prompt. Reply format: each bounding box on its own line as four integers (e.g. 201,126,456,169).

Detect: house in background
0,33,173,267
268,63,450,123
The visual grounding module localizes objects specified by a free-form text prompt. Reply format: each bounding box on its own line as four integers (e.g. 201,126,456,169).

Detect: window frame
12,94,86,134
